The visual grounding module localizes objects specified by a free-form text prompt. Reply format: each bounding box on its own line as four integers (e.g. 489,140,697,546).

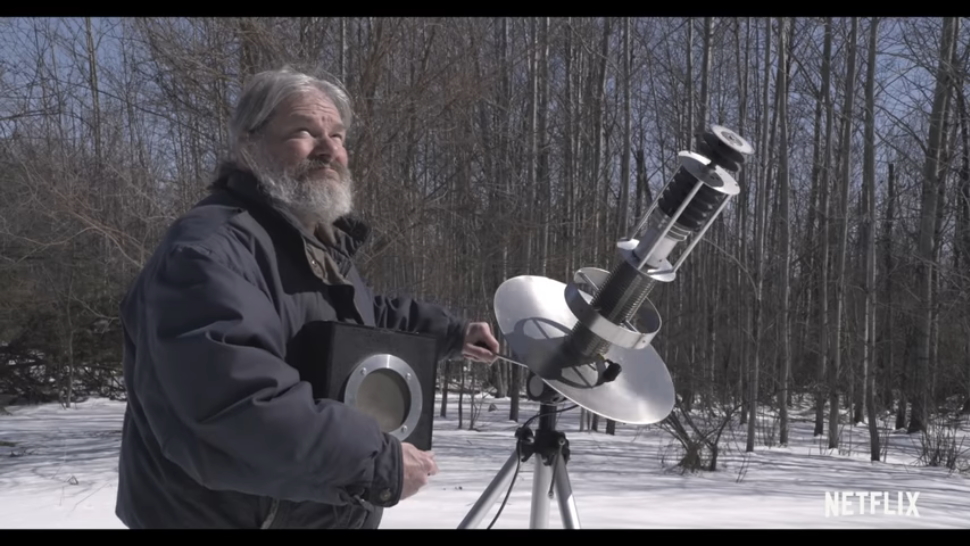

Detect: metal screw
406,373,412,381
360,368,367,375
401,426,408,433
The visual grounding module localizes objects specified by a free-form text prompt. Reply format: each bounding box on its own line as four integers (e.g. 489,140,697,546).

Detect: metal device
457,125,755,529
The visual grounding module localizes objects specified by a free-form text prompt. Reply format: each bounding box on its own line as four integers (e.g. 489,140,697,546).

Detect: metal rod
635,176,706,270
457,451,520,529
626,166,679,240
493,354,528,368
672,194,733,272
530,456,552,528
554,457,581,529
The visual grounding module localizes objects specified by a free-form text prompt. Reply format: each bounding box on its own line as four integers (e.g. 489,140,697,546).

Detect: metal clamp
563,267,661,351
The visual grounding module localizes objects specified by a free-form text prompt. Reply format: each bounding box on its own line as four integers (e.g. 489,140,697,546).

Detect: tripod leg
553,456,581,529
529,456,553,529
458,450,520,529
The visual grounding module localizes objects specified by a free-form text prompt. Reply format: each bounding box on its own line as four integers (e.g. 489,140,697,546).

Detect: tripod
458,401,581,529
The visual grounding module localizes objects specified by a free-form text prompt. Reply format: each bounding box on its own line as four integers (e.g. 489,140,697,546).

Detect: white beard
237,141,354,230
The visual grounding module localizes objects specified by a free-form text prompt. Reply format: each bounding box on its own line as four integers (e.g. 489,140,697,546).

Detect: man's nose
311,135,338,157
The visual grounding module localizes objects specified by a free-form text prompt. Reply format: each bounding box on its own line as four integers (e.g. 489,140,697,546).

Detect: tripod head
492,125,754,425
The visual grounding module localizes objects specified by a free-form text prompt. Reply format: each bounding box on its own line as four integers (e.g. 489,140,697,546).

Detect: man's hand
400,442,438,500
461,322,500,363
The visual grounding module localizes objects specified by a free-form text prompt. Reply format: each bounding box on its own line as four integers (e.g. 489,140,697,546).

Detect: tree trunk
828,17,858,450
863,17,881,461
908,17,959,434
775,16,792,446
440,362,450,417
815,17,834,438
746,17,771,453
698,16,715,406
735,17,751,426
502,18,520,423
955,72,970,408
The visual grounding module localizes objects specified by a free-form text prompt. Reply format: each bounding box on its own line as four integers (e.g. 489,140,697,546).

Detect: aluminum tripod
457,404,581,529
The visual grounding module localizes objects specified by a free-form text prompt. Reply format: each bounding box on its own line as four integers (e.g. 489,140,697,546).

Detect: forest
0,17,967,470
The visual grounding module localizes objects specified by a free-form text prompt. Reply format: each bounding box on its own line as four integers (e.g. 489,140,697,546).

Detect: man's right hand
400,442,438,500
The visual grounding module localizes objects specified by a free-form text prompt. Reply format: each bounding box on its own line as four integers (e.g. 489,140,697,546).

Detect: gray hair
228,65,353,159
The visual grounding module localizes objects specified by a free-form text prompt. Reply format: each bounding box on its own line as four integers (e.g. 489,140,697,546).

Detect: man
114,65,500,529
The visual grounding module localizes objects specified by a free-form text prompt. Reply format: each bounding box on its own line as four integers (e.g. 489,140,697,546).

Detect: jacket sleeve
372,293,468,360
133,243,403,508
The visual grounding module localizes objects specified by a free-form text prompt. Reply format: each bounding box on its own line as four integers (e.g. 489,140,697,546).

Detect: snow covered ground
1,392,968,528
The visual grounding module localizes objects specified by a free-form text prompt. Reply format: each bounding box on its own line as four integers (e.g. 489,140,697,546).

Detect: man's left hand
461,322,500,363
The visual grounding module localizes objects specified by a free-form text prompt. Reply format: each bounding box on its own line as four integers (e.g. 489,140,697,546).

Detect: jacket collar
212,162,371,260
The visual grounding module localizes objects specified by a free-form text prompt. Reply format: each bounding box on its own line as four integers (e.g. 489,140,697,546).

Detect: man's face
262,87,349,185
241,86,354,229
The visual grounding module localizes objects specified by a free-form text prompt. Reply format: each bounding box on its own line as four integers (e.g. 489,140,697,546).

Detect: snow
1,393,968,528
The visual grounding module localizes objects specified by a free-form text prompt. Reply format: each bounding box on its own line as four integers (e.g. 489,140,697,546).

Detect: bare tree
909,17,959,433
828,17,858,450
1,17,969,475
746,17,772,453
775,16,792,446
862,16,881,460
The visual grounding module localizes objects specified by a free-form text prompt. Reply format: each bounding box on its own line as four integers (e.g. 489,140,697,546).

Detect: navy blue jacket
114,166,467,528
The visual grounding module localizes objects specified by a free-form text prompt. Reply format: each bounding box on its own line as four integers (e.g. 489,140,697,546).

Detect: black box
300,321,440,451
